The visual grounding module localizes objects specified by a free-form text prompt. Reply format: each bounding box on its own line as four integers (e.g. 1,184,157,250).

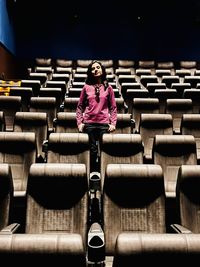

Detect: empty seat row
0,130,198,199
1,162,200,264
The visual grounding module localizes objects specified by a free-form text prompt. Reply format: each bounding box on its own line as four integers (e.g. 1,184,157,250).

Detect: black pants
84,123,109,172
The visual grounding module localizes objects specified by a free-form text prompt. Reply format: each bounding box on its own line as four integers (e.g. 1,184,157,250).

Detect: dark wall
0,43,28,79
12,0,200,60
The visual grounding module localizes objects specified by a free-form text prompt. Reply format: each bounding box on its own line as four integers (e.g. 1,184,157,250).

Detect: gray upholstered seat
47,132,90,178
103,164,166,265
153,134,197,198
100,133,143,189
14,111,48,161
0,132,37,197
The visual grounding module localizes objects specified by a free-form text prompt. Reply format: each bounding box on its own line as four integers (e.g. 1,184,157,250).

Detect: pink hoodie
76,84,117,126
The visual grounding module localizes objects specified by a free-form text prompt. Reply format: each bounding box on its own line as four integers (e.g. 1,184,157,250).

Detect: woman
76,60,117,172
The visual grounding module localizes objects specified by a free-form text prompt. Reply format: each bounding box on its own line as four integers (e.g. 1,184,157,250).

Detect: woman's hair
85,60,108,88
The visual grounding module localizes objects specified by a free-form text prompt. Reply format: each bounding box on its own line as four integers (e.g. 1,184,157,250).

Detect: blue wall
0,0,15,54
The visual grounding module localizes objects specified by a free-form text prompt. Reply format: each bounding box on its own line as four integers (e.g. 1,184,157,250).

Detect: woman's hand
108,124,116,132
78,123,85,132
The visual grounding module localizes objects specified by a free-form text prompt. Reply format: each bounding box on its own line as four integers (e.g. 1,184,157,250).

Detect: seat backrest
139,113,173,161
45,80,67,98
0,233,87,265
10,87,33,112
140,75,158,87
25,163,88,245
176,165,200,233
14,112,48,161
115,114,133,134
0,163,13,230
132,98,160,133
0,132,37,197
126,89,149,114
153,89,178,113
47,133,90,177
21,80,41,96
28,72,48,87
171,83,191,98
183,89,200,113
30,96,57,133
54,112,78,133
161,75,180,88
117,60,135,69
64,97,79,112
0,96,22,131
35,57,52,67
153,134,197,198
39,88,63,111
68,87,82,97
138,60,155,69
115,98,126,113
157,61,174,70
179,60,197,70
100,133,143,188
112,233,200,266
55,58,73,68
166,98,193,134
103,164,166,256
184,75,200,88
146,82,166,97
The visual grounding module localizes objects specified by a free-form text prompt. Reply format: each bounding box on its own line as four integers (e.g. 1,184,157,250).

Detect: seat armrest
170,223,192,234
124,103,128,113
143,154,153,164
87,222,105,263
89,172,101,193
59,104,64,111
53,118,57,127
48,127,54,134
0,223,20,234
42,139,49,153
130,118,135,128
36,154,45,163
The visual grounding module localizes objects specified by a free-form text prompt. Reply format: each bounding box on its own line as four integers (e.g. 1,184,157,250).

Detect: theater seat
14,112,48,162
25,163,88,244
0,132,37,197
139,113,173,162
100,134,144,188
153,134,197,198
102,164,166,265
46,133,90,177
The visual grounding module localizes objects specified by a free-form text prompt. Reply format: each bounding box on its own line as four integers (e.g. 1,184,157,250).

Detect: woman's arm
76,86,87,127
